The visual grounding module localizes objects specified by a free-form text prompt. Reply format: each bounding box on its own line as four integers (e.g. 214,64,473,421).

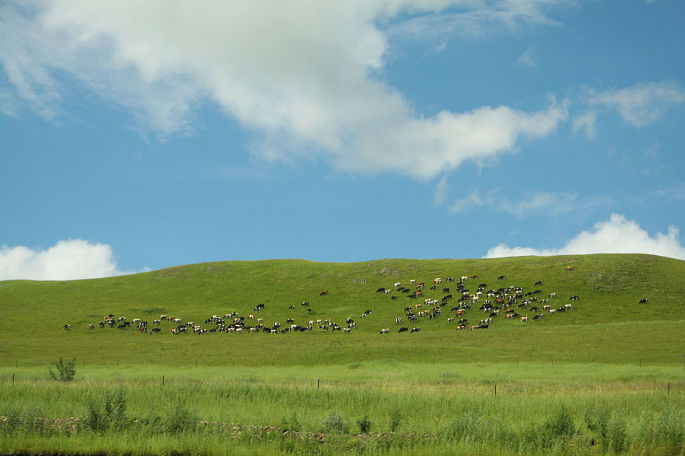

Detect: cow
639,298,648,304
87,324,94,329
411,327,421,333
535,280,543,286
434,278,442,284
380,328,390,334
377,287,386,293
394,282,401,287
320,290,328,296
521,315,528,322
398,327,408,333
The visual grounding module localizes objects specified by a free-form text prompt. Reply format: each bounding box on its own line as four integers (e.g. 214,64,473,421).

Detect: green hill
1,254,684,366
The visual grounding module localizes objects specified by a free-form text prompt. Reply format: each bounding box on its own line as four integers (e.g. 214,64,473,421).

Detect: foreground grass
1,362,684,455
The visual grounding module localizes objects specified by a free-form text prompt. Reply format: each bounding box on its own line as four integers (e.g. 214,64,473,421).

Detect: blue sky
1,0,684,279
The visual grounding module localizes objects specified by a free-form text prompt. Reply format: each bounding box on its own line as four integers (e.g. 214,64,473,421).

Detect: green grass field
0,254,684,454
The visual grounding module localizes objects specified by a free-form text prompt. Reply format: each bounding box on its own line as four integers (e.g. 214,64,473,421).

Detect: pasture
0,254,684,454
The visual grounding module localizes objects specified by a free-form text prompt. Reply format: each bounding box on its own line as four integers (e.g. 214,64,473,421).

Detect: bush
656,407,684,450
539,405,576,446
357,415,372,434
583,406,609,437
607,414,629,453
322,410,348,434
389,409,402,432
166,407,196,434
86,389,128,433
280,413,301,432
48,357,76,382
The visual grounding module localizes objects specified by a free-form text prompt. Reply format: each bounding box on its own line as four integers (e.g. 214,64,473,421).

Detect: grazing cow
411,327,420,333
394,282,401,287
395,317,402,324
639,298,648,304
63,324,71,330
535,280,543,286
320,290,328,296
391,296,398,301
377,287,385,293
398,327,408,333
150,327,161,334
549,292,557,298
566,266,574,271
434,278,442,284
570,295,580,301
564,304,573,310
380,328,390,334
498,275,506,280
87,324,94,329
521,315,528,322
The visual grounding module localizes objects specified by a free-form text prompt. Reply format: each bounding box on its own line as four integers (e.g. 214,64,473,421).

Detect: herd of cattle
375,275,576,334
63,272,612,336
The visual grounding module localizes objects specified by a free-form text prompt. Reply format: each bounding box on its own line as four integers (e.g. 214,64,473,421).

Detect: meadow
0,254,683,454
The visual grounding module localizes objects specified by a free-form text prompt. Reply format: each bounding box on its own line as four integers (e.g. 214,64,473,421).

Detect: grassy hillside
1,254,684,366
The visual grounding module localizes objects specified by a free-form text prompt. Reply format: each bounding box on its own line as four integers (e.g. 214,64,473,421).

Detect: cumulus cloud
0,0,570,179
0,239,135,280
586,82,685,128
484,214,685,260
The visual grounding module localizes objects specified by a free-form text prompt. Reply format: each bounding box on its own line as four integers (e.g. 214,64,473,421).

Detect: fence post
668,383,670,395
162,375,165,386
12,373,15,385
494,384,497,397
317,379,320,389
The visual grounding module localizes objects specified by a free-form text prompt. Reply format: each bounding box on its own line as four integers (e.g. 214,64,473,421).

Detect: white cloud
433,176,449,206
448,188,603,217
587,82,685,128
0,0,569,179
517,48,536,67
484,214,685,260
0,239,136,280
572,110,596,139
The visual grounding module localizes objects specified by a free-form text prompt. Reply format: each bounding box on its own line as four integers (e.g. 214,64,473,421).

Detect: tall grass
1,363,683,455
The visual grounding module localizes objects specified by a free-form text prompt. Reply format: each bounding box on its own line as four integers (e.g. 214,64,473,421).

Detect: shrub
280,413,301,432
86,389,128,433
607,414,629,453
539,405,576,446
389,409,402,433
166,407,196,434
656,407,684,450
322,410,348,434
357,415,372,434
583,406,609,437
48,357,76,382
